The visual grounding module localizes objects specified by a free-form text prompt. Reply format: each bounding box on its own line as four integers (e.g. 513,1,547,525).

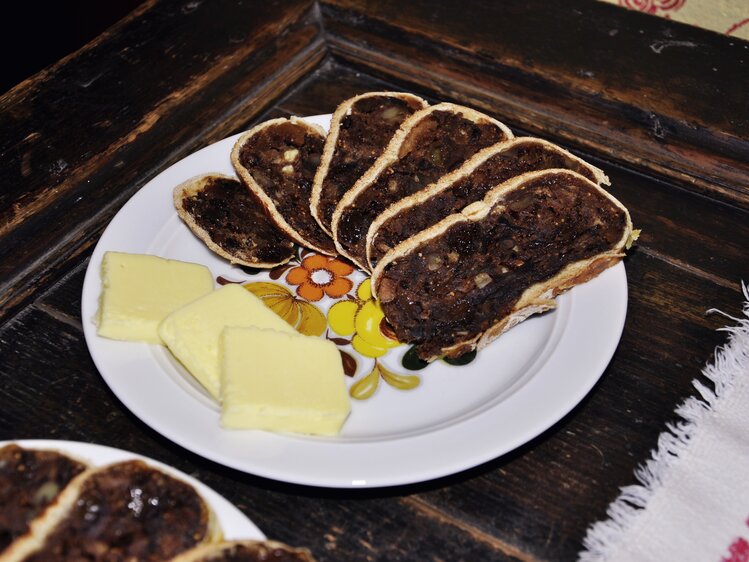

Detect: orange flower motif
286,254,354,302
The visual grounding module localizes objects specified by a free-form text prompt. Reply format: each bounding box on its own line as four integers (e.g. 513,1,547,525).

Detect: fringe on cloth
578,282,749,561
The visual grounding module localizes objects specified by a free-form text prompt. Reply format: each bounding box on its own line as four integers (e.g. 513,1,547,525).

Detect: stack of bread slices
176,92,634,362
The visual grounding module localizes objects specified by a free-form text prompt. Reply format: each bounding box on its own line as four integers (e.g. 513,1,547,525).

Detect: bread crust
231,117,335,256
0,460,221,562
330,102,514,271
310,91,428,237
364,136,610,269
371,168,632,361
173,173,295,268
167,540,316,562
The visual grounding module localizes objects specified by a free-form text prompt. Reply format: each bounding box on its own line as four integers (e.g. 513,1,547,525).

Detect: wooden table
1,1,747,559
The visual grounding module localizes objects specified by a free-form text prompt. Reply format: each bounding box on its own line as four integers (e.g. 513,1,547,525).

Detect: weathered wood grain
0,0,323,325
321,0,749,210
592,159,748,288
275,57,411,116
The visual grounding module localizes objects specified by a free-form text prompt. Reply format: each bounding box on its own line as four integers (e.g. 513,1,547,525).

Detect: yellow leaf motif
327,300,358,336
379,363,420,390
351,334,387,358
264,294,299,326
297,301,326,337
243,282,287,299
243,282,326,337
350,366,380,400
349,361,421,400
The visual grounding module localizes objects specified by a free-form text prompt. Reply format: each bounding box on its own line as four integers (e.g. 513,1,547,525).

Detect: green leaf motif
401,346,429,371
238,265,264,276
442,349,477,366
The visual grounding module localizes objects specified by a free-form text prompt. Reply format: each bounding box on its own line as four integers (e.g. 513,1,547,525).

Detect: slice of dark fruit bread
174,173,295,268
3,460,219,562
311,91,428,237
371,169,633,362
232,117,337,256
0,444,88,555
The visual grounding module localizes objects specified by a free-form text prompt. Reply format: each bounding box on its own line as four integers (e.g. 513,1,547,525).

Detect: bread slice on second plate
0,444,89,556
1,460,221,562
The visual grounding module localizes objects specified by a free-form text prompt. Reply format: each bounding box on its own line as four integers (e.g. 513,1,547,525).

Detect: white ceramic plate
81,114,627,488
2,439,264,538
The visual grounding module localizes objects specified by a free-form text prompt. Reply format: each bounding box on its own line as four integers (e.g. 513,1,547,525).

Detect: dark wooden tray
1,1,747,559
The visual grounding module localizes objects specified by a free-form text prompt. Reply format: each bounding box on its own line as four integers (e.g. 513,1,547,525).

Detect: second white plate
2,440,264,538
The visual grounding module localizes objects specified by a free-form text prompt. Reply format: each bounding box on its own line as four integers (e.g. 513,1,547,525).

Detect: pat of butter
221,327,351,435
96,252,214,344
159,284,296,400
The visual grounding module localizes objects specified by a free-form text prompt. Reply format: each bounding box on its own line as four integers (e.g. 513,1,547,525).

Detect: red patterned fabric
722,519,749,562
618,0,686,16
726,17,749,35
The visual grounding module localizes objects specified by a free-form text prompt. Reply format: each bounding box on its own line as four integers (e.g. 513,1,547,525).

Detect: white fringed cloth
579,284,749,562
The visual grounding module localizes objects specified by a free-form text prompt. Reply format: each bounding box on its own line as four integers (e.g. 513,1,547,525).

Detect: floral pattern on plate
217,249,476,401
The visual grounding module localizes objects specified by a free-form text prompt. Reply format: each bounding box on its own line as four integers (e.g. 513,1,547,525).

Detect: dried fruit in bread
331,103,513,270
2,460,220,562
174,173,295,268
232,117,336,255
366,137,609,269
371,169,633,361
311,91,427,236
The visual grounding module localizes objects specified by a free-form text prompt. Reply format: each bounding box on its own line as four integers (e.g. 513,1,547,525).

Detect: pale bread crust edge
364,136,610,269
330,102,515,271
0,461,221,562
371,168,633,361
230,117,335,256
0,443,91,473
166,540,317,562
173,173,294,269
310,91,428,237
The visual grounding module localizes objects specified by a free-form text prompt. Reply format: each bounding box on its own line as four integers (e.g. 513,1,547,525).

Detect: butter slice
221,327,351,435
96,252,214,344
159,284,296,400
